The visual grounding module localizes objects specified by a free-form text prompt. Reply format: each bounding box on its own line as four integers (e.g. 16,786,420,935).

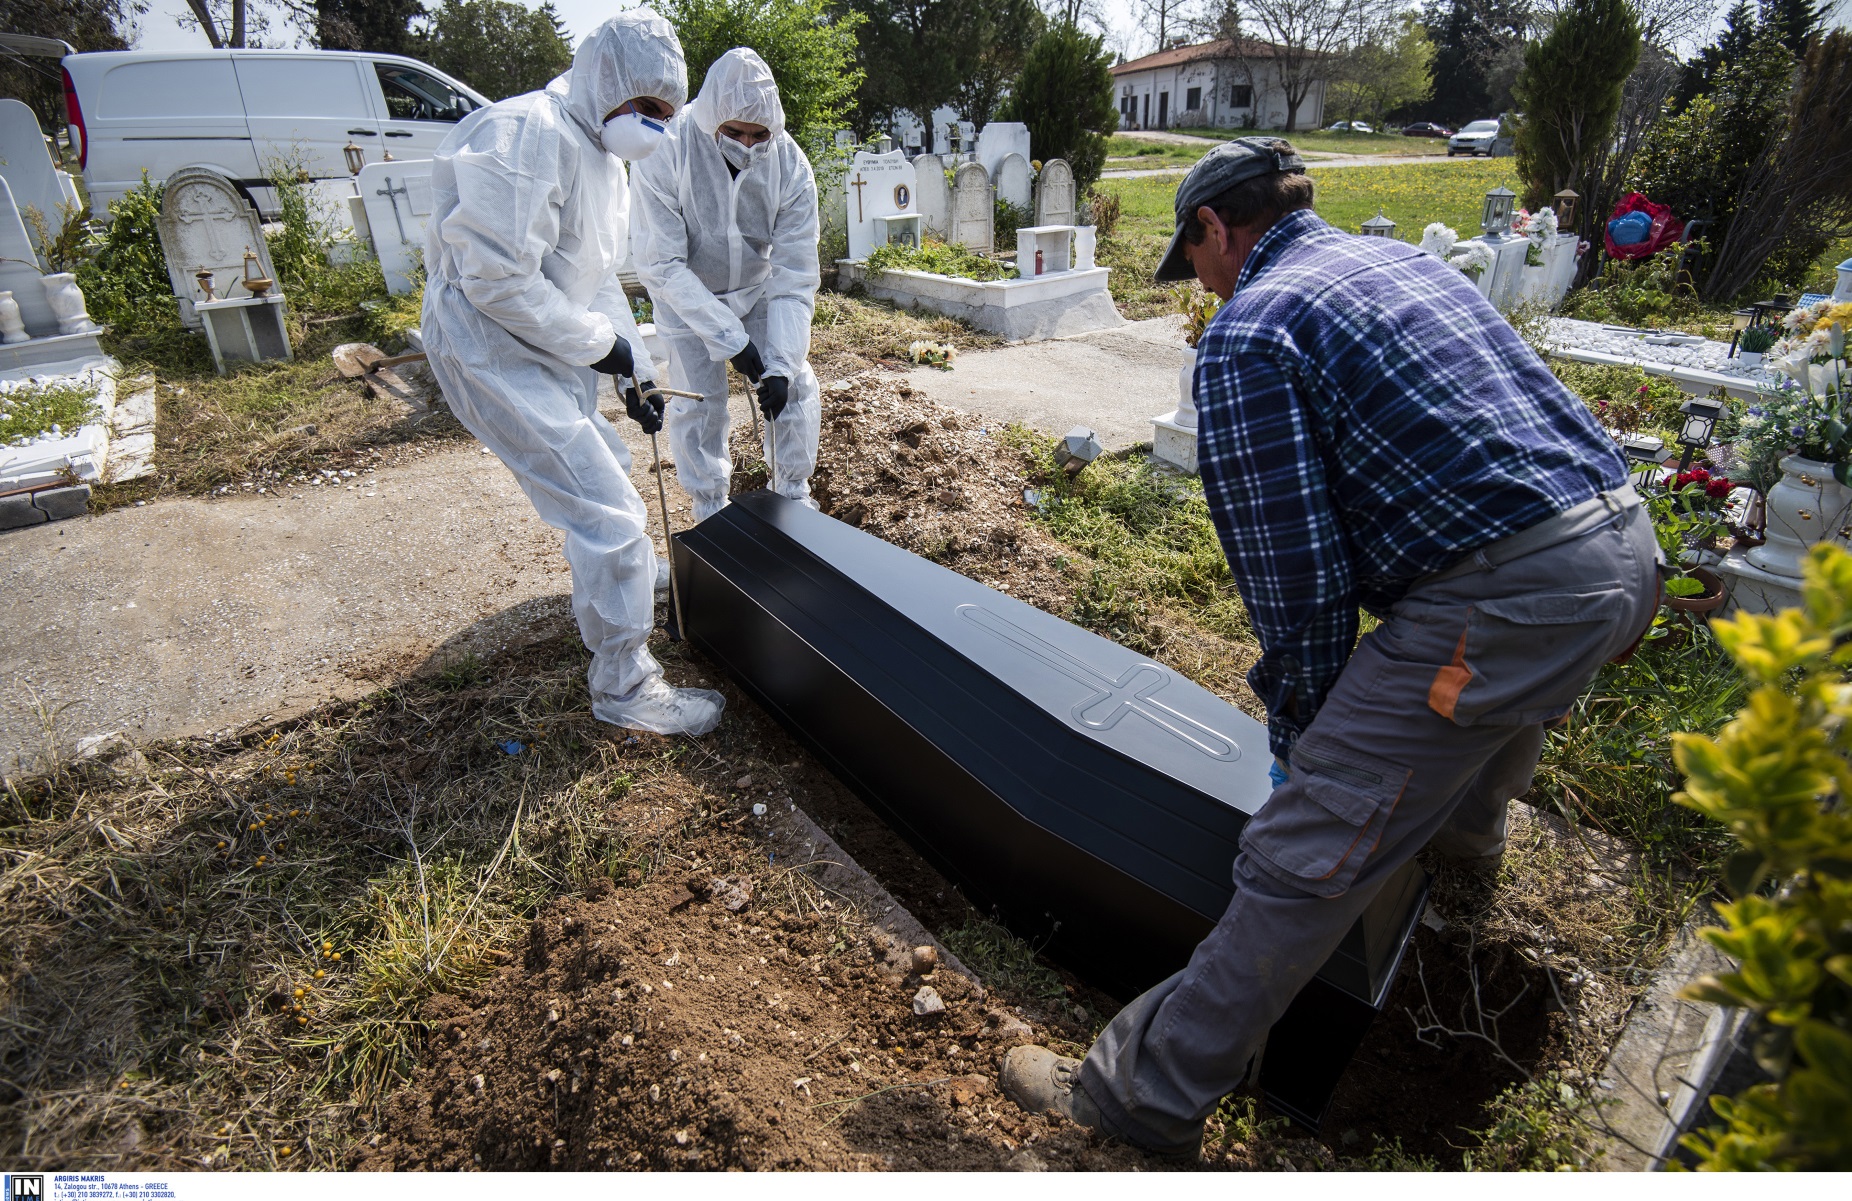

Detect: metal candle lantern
241,247,273,297
1553,188,1579,229
1481,186,1517,237
343,141,366,176
1675,395,1725,471
1360,209,1397,239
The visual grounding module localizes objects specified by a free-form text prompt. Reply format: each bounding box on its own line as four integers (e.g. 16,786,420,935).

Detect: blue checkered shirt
1193,209,1626,758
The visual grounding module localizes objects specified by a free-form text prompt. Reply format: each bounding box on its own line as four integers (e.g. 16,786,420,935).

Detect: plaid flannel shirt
1194,210,1626,759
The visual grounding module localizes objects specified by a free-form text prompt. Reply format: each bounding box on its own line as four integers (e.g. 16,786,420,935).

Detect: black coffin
674,492,1426,1126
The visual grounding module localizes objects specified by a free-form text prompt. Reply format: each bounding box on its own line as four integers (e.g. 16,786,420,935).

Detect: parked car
1447,119,1501,156
1401,122,1453,139
1324,120,1374,133
61,48,491,219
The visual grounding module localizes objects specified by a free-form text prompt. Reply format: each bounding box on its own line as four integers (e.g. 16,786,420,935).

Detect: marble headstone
976,122,1031,180
844,149,917,261
157,168,279,329
0,177,61,340
1034,159,1076,228
911,153,949,239
358,159,436,295
995,153,1032,212
0,99,75,260
950,161,993,255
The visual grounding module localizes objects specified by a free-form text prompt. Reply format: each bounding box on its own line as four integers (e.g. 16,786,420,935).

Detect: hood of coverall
683,47,786,141
547,8,689,142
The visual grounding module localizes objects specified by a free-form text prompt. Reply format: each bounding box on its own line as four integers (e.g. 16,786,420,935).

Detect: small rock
545,1008,560,1025
471,1073,485,1092
735,774,754,790
912,985,945,1016
668,1049,682,1063
673,1130,691,1147
752,803,767,817
649,1083,662,1103
911,945,939,975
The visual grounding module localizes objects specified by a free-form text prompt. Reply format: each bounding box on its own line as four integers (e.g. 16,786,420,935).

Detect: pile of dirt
363,853,1151,1170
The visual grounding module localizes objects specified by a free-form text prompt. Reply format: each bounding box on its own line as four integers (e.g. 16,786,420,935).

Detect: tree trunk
185,0,226,49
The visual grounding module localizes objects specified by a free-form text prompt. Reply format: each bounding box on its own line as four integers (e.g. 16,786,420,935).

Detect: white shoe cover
655,553,671,600
593,675,725,736
691,495,729,524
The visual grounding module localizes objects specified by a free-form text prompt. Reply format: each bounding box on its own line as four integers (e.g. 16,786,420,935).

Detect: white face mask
717,133,769,171
601,111,667,161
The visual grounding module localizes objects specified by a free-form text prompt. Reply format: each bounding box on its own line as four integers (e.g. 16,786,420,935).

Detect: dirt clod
912,986,946,1016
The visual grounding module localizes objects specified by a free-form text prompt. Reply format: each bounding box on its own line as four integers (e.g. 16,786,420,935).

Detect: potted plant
1648,466,1735,614
1172,288,1223,429
1738,324,1775,367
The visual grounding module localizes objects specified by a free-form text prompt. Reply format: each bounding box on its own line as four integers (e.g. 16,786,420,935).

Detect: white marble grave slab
358,159,436,295
845,150,917,261
0,99,72,260
157,168,279,329
1034,159,1076,228
912,154,949,239
976,122,1031,179
995,153,1032,212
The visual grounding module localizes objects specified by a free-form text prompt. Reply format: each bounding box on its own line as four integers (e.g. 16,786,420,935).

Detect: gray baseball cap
1154,137,1307,283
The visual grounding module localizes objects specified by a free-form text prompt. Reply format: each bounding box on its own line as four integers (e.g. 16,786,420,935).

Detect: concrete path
903,316,1188,450
0,393,737,769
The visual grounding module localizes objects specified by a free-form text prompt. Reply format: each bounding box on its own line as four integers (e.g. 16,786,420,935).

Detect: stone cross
849,172,868,222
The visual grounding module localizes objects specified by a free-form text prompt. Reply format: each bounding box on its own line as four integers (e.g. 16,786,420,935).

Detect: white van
61,49,492,218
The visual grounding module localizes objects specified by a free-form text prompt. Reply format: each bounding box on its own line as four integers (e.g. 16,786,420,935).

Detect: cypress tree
1512,0,1641,208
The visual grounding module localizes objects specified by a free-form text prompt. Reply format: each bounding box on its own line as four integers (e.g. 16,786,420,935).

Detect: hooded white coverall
631,48,822,523
420,11,723,735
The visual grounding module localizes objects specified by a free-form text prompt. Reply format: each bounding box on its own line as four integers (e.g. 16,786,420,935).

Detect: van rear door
72,53,260,218
232,54,382,183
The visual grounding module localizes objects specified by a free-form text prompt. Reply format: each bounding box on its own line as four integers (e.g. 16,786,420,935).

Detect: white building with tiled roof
1110,39,1327,132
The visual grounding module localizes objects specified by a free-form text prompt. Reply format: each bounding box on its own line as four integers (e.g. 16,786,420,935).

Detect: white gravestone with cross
844,149,917,261
1034,158,1076,228
156,167,280,330
358,159,437,294
950,161,993,255
0,99,78,263
995,153,1032,212
911,153,949,239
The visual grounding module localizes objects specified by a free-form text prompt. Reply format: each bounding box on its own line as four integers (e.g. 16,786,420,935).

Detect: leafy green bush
1673,544,1852,1170
1559,247,1707,327
994,198,1029,247
865,238,1017,282
72,176,211,372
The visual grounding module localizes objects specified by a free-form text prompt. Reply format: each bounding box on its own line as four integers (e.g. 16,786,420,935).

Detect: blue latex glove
1268,758,1290,790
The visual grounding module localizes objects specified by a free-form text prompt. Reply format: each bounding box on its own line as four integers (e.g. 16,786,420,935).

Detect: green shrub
1673,544,1852,1170
72,176,211,372
994,197,1029,246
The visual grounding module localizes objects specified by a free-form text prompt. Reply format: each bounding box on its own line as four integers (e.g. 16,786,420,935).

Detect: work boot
592,676,724,736
1000,1046,1105,1131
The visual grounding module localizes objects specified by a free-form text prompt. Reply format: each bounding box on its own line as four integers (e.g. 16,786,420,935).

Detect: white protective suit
421,11,723,735
631,48,822,522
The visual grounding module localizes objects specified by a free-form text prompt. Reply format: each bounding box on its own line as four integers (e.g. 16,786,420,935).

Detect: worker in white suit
631,47,822,523
420,10,724,736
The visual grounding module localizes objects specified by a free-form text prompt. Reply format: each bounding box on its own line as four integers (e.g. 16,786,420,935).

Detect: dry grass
808,291,1003,381
0,633,711,1169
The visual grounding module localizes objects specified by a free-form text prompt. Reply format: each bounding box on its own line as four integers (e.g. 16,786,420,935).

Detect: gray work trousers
1078,498,1658,1153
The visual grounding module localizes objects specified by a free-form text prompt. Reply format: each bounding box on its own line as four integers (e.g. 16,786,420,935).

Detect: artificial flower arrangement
1512,206,1559,266
1738,312,1851,487
1417,222,1494,281
907,340,957,369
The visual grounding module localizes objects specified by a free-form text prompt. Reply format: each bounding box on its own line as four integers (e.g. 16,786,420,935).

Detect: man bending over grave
999,138,1657,1154
631,47,822,524
422,11,724,736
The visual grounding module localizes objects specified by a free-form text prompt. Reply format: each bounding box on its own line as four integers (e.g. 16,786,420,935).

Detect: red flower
1637,384,1650,395
1706,477,1733,498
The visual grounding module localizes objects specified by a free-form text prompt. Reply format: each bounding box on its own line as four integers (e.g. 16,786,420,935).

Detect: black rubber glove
757,374,790,422
623,380,664,434
589,337,635,380
729,340,765,383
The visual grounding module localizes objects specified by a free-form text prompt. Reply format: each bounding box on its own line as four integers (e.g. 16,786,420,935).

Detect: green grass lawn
1171,127,1446,157
1103,135,1210,172
1093,159,1521,316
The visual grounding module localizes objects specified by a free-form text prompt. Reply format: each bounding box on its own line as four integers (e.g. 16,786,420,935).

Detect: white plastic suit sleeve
437,140,618,366
590,272,654,380
760,156,820,383
631,158,751,362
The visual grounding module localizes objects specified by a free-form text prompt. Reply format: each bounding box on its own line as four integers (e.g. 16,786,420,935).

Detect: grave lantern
1481,186,1516,237
1054,425,1104,476
1360,209,1397,239
1552,188,1579,230
343,141,366,176
241,247,273,297
1675,394,1725,472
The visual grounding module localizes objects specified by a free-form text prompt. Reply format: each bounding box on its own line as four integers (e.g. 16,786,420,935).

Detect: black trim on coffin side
674,492,1427,1126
